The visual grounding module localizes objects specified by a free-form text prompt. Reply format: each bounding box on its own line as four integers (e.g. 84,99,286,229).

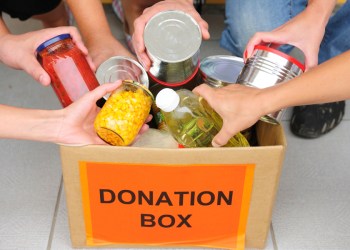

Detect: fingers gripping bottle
155,88,249,148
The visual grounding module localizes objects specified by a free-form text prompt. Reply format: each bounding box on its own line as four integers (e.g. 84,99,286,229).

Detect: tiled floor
1,4,350,250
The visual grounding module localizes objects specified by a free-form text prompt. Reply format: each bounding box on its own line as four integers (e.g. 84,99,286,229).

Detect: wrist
306,0,337,26
0,33,10,63
28,109,65,143
257,87,286,117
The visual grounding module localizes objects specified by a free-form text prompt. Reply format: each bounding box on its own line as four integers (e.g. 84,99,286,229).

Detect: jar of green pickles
94,80,154,146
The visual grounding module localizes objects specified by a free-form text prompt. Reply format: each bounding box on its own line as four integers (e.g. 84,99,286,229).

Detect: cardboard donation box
60,121,286,249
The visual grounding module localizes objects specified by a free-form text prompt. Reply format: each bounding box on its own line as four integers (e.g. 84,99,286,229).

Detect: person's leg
318,1,350,64
220,0,307,57
32,1,69,28
290,1,350,138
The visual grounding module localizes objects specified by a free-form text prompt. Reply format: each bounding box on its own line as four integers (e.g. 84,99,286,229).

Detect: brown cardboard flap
60,122,286,249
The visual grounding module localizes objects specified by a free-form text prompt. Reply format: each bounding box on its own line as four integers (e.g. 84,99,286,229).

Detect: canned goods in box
94,80,154,146
200,55,244,87
237,43,305,124
144,10,202,87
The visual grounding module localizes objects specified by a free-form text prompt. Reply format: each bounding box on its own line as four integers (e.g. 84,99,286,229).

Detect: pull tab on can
237,43,305,124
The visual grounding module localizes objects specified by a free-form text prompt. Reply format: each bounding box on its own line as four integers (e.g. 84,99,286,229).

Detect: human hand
55,81,151,145
193,84,265,147
0,26,91,86
86,34,136,68
132,0,210,71
244,8,327,71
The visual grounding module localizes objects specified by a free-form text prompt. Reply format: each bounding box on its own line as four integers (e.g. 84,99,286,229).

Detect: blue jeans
220,0,350,64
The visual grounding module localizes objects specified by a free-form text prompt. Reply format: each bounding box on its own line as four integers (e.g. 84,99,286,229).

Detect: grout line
46,175,63,250
270,223,279,250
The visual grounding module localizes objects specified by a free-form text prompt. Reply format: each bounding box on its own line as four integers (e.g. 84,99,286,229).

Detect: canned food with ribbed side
237,43,305,124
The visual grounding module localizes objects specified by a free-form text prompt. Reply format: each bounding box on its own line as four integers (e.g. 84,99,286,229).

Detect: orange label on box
80,162,255,249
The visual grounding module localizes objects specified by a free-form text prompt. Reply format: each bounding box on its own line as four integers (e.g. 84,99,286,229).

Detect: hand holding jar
94,80,154,146
36,33,100,107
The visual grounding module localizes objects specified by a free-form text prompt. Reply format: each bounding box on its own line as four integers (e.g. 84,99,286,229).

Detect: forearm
0,105,63,142
0,16,10,36
0,17,11,62
66,0,114,46
261,50,350,113
306,0,337,25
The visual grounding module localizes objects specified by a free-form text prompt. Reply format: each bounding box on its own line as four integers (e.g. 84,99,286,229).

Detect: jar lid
144,10,202,63
200,55,244,87
36,33,71,52
123,80,154,101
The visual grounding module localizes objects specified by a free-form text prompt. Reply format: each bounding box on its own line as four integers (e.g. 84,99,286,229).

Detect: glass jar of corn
94,80,154,146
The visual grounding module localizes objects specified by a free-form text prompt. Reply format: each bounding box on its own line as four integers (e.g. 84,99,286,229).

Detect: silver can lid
144,10,202,63
200,55,244,87
96,56,149,99
96,56,149,87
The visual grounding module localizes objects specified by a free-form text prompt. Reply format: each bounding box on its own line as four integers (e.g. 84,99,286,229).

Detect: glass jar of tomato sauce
94,80,154,146
36,33,100,107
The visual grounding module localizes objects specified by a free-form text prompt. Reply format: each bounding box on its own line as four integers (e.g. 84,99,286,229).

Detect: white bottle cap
155,88,180,112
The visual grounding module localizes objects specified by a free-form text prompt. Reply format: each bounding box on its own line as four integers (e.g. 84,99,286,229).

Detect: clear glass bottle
155,88,249,148
36,33,100,107
94,80,154,146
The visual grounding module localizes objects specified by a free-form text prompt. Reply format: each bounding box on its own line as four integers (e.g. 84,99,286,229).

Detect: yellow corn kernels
94,80,154,146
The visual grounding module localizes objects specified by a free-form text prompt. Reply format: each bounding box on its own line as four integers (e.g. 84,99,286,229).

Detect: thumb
86,81,122,102
303,52,318,71
212,124,236,147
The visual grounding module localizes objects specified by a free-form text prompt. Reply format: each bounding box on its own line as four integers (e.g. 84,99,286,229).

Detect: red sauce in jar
36,34,100,107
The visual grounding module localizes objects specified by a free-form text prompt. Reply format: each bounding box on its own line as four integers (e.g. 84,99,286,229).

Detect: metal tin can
36,33,100,107
94,80,154,146
144,10,203,130
144,10,202,92
96,56,149,88
200,55,244,87
96,56,149,103
237,43,305,124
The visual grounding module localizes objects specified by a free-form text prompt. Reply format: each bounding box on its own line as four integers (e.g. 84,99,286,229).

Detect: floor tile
272,120,350,250
0,139,61,249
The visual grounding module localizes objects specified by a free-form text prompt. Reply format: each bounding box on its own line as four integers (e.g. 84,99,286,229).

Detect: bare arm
266,49,350,111
66,0,134,67
0,83,120,144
